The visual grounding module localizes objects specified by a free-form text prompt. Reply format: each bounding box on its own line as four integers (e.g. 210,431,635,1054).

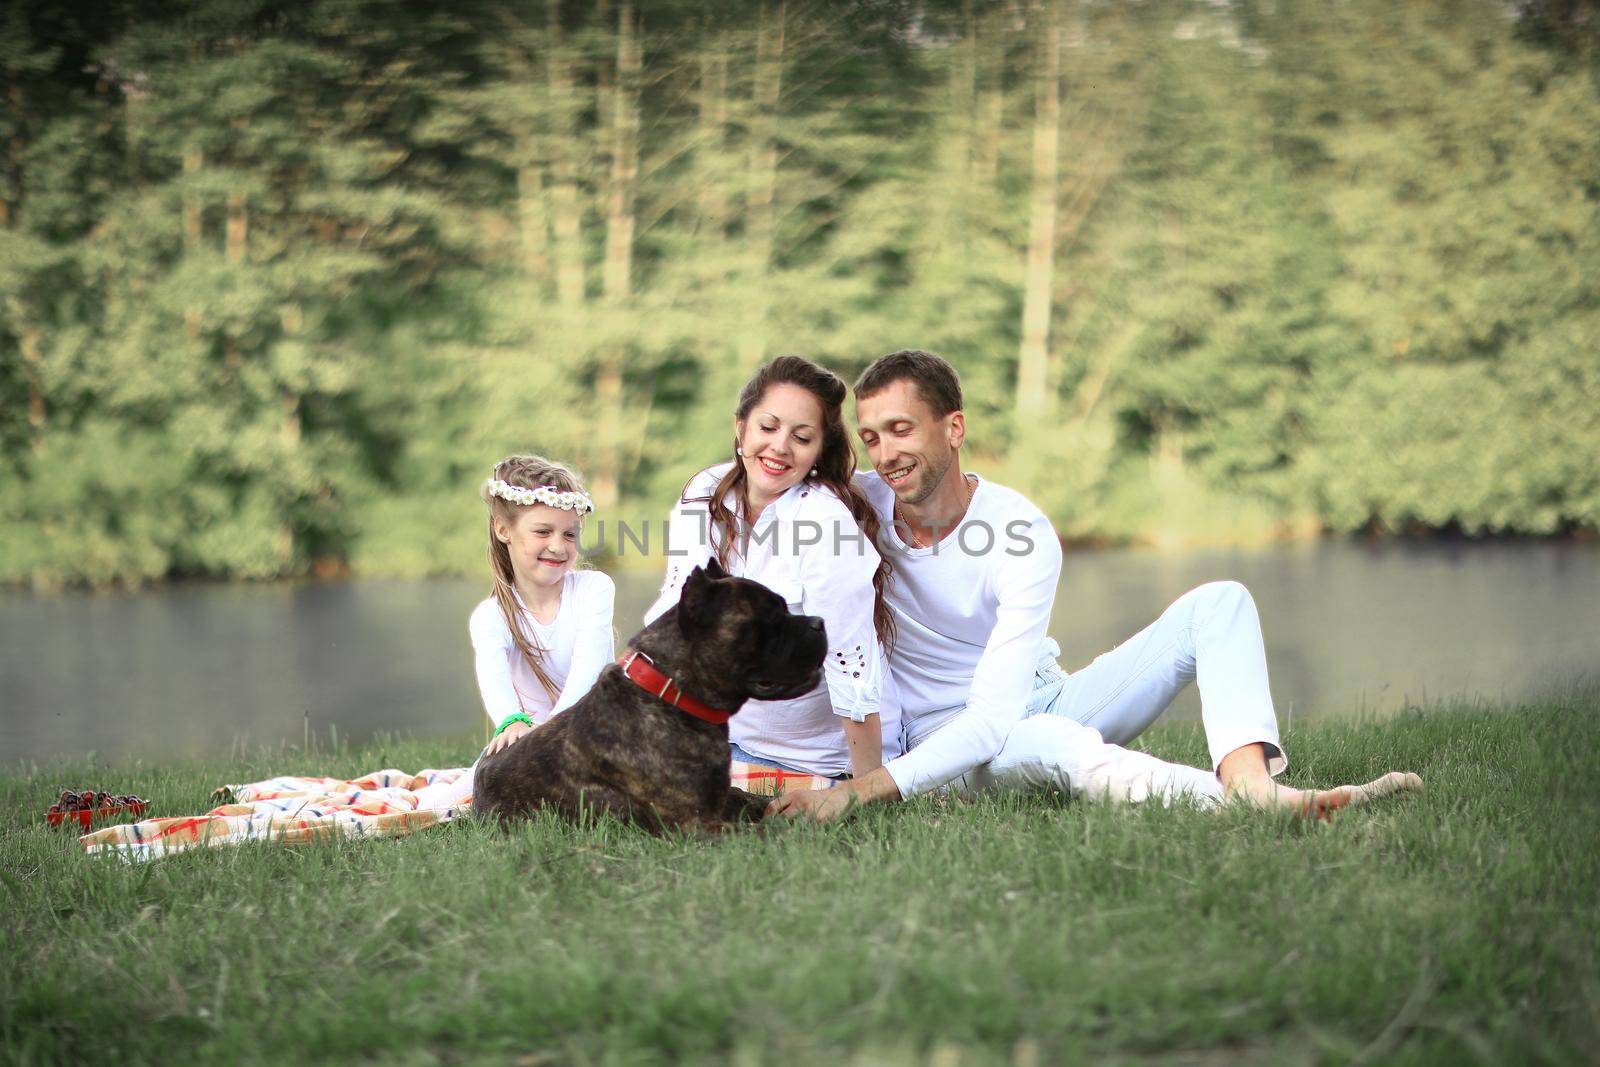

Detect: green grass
4,691,1599,1066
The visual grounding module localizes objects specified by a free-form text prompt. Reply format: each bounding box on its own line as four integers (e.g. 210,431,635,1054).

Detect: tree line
2,0,1597,586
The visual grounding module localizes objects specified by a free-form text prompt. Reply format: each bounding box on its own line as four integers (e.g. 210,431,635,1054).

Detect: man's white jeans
909,582,1286,809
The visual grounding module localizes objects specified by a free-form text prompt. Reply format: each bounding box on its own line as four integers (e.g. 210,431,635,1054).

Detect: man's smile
882,461,915,487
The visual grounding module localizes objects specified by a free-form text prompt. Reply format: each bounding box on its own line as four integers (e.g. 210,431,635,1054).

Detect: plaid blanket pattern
80,761,836,859
79,768,469,861
729,760,837,796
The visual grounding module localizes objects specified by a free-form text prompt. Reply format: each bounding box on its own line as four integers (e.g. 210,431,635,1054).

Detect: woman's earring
736,446,744,456
810,467,818,477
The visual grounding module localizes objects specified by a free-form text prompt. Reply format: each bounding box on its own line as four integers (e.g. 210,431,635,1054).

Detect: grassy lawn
4,690,1598,1066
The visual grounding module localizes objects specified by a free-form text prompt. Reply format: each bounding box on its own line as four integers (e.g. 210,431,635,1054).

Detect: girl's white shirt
468,569,616,726
412,569,614,813
643,463,901,776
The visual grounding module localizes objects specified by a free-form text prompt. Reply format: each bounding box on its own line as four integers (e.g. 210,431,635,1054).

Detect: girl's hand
484,721,534,756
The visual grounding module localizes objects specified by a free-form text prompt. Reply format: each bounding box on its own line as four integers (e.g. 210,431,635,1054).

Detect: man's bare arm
767,767,902,823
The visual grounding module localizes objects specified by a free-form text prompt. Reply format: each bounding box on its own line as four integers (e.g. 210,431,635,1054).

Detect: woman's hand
483,721,534,756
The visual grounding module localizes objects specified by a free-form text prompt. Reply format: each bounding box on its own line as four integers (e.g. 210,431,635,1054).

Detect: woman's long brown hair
690,355,895,651
483,454,589,702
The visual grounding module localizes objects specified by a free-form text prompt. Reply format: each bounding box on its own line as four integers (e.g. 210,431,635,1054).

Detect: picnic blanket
730,761,836,796
79,768,470,861
80,761,835,860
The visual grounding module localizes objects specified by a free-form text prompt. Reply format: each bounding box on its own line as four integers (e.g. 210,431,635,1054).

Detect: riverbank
4,690,1598,1064
10,542,1600,767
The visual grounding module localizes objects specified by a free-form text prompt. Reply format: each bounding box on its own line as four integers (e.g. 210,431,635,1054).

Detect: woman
644,355,898,784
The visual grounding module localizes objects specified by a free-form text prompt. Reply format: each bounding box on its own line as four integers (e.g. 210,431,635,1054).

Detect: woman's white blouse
643,463,899,776
468,569,616,726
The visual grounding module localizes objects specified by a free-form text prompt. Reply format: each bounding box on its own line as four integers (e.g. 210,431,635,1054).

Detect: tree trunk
602,1,639,305
738,1,785,368
4,83,24,228
958,0,978,188
973,11,1005,187
183,147,204,342
547,0,586,308
19,325,45,435
492,15,553,295
689,36,735,447
278,303,302,566
1054,10,1139,256
1015,2,1060,423
280,388,302,447
930,2,980,253
516,162,550,287
183,150,204,247
697,45,730,240
279,304,303,448
1153,422,1184,480
226,192,246,263
1050,13,1141,433
5,85,40,440
593,0,642,510
223,188,245,371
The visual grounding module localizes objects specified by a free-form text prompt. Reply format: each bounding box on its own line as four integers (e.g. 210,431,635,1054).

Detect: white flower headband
484,478,595,514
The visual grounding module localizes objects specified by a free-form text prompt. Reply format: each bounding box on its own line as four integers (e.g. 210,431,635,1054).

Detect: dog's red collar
618,650,731,725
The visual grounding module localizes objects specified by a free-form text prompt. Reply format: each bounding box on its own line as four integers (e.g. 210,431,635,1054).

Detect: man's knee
1197,579,1251,605
1184,580,1257,626
1168,579,1251,617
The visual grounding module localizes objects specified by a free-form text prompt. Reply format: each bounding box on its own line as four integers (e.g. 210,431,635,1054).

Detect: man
770,350,1421,823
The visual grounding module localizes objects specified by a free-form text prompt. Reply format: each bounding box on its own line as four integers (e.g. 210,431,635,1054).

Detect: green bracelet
494,712,536,737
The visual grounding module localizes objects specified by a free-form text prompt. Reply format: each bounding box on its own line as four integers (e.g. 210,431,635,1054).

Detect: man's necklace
896,473,975,549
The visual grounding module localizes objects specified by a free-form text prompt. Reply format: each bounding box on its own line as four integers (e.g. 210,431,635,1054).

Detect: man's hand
767,785,860,823
767,767,903,823
483,721,533,757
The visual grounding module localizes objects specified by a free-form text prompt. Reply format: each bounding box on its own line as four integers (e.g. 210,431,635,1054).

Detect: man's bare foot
1303,771,1424,819
1225,770,1423,821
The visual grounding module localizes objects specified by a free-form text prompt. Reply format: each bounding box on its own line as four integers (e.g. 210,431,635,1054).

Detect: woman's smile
756,455,793,477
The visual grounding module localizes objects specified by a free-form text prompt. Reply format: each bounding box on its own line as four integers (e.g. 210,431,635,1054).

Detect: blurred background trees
2,0,1597,586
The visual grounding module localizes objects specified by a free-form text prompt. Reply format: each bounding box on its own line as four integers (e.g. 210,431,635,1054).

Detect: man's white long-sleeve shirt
855,470,1063,797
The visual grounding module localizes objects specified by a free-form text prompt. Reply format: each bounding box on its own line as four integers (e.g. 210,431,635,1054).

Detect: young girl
644,355,899,787
414,454,615,809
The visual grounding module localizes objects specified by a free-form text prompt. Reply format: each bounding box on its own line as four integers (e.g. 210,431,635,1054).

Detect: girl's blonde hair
483,453,590,701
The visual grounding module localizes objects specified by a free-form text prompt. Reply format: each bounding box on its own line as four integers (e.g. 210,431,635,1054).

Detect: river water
2,542,1596,765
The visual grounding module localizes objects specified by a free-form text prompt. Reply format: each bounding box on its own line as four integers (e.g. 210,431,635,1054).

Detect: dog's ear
703,556,728,580
677,565,720,641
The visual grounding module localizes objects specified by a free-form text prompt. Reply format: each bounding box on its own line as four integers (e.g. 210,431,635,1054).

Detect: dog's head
674,558,827,706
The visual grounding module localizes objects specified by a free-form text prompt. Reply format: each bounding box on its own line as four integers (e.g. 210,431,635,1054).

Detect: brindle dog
473,560,827,834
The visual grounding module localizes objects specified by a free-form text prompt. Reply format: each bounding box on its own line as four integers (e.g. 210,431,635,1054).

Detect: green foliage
2,0,1597,585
